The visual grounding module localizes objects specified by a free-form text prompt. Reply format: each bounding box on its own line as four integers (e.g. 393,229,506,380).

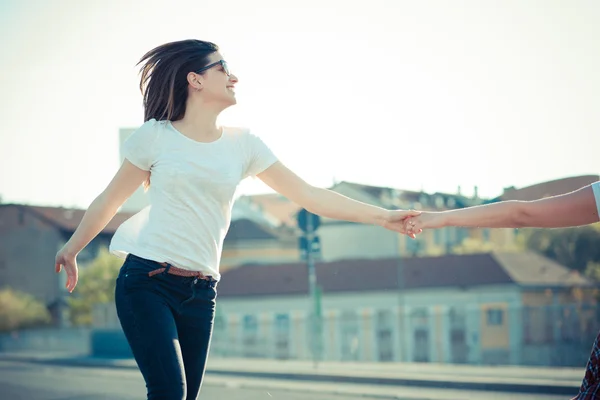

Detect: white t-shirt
109,119,278,281
593,181,600,218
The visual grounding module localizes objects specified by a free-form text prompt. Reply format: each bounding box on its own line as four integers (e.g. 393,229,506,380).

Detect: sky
0,0,598,209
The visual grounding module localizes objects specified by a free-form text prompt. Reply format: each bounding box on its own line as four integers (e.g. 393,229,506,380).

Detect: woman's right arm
55,160,149,292
408,182,600,232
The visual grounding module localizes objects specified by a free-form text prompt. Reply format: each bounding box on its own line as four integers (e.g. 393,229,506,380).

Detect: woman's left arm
258,162,419,230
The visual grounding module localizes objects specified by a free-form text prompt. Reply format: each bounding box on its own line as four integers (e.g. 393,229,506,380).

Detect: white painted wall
212,284,522,364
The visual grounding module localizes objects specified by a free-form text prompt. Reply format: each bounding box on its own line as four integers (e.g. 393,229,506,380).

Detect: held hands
55,245,79,293
383,211,446,238
382,209,422,238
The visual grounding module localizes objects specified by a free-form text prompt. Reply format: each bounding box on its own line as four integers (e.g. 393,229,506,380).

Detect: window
243,315,258,333
242,315,260,357
410,308,430,362
449,306,466,328
274,314,291,359
413,328,430,362
487,308,504,326
559,306,578,343
274,314,290,331
376,310,394,361
340,311,360,361
523,306,554,344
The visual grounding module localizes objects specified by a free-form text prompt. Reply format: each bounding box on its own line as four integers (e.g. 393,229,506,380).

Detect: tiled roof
217,252,593,298
0,204,134,234
224,218,294,242
492,252,589,286
1,204,293,242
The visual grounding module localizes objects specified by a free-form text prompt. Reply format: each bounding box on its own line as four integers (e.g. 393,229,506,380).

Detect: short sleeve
122,119,161,171
243,130,278,178
592,181,600,218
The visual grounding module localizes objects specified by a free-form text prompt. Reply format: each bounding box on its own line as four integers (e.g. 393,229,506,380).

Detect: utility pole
297,208,322,367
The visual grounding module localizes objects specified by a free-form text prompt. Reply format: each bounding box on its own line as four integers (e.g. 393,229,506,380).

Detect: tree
521,226,600,274
68,248,123,326
585,261,600,282
0,288,51,332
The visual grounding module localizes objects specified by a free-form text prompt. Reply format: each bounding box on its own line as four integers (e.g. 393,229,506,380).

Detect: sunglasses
195,60,230,76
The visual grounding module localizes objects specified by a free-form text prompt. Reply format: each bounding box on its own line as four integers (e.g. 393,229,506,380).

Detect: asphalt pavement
0,359,567,400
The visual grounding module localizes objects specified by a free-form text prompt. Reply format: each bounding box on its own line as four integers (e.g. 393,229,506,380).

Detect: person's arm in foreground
405,182,600,234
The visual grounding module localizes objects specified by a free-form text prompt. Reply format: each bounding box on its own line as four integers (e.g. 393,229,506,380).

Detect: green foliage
584,261,600,282
68,248,123,326
0,287,51,332
520,226,600,274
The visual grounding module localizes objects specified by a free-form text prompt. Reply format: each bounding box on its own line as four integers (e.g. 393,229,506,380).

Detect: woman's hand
382,209,422,237
55,245,79,293
406,212,447,233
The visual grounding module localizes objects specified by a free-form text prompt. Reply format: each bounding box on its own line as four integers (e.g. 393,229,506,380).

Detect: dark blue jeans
115,254,217,400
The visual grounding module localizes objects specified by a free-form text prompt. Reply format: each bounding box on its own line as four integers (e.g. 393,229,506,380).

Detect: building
239,181,484,261
6,172,598,332
0,203,297,323
239,175,600,261
221,218,298,271
92,251,599,367
201,251,598,367
0,204,134,326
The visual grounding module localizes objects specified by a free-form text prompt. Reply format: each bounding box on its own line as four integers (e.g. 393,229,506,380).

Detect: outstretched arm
55,160,149,292
257,162,420,232
407,182,600,232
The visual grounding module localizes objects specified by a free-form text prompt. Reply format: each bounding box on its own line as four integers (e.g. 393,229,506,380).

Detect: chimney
473,185,479,199
457,185,462,196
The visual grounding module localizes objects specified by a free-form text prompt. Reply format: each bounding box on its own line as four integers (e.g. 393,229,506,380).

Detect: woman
403,181,600,400
53,39,418,400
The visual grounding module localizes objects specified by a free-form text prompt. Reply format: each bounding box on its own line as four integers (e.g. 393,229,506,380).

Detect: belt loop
162,263,172,275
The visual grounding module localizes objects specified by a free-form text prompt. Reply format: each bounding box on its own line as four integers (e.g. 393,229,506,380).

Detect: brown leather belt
148,262,213,281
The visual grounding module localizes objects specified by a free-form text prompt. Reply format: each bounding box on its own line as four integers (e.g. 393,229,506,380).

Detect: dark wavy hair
136,40,218,190
137,39,219,122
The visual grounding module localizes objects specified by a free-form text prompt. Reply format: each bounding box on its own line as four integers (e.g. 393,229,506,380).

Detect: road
0,359,567,400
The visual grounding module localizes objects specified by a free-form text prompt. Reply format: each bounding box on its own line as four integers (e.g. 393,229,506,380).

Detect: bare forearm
440,186,599,229
63,194,120,255
303,187,388,225
440,201,528,228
